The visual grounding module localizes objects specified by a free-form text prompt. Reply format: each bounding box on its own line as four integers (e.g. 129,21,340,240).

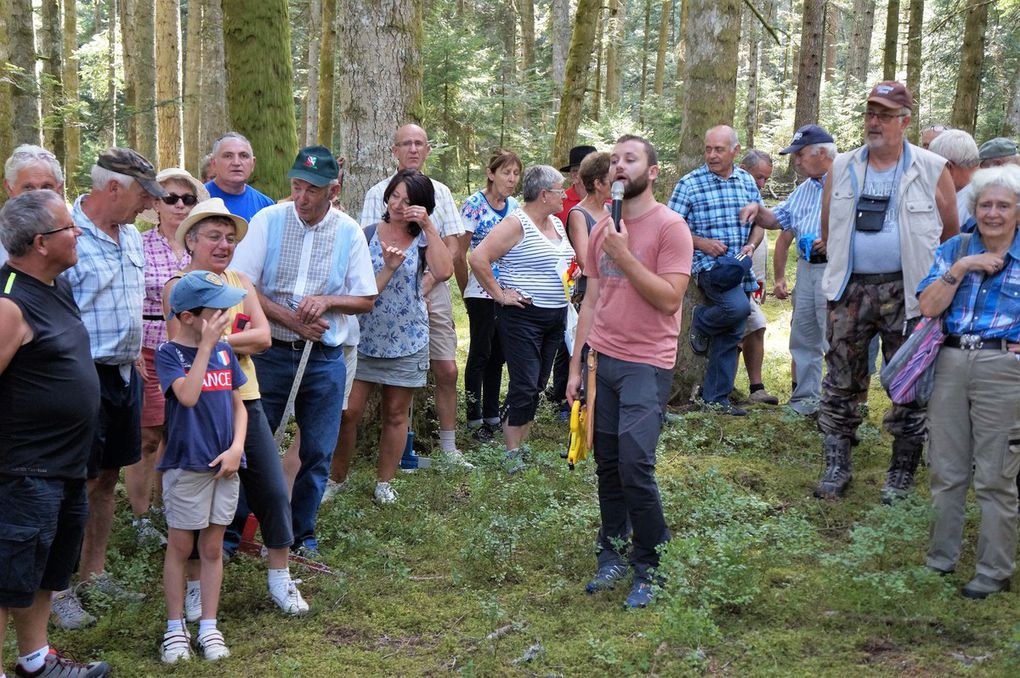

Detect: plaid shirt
667,164,763,291
64,195,145,365
141,228,189,349
359,174,465,238
917,231,1020,341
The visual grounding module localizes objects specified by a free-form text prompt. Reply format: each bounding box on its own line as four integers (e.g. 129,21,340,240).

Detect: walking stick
273,339,314,445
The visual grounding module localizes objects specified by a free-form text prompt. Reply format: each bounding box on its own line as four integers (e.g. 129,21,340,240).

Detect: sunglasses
160,193,198,206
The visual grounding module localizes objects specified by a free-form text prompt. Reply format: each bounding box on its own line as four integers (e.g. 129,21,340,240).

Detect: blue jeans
694,269,750,405
255,344,346,550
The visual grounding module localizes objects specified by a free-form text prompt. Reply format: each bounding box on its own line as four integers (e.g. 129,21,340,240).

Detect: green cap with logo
96,147,166,197
287,146,339,187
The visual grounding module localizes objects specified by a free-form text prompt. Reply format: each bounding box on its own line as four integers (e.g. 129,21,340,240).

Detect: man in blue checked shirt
62,147,166,614
751,125,836,416
668,125,775,415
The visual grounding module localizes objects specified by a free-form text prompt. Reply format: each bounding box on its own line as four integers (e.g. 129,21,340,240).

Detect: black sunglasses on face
161,193,198,206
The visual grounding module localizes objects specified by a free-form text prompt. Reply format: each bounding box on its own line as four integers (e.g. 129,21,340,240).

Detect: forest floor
25,234,1020,677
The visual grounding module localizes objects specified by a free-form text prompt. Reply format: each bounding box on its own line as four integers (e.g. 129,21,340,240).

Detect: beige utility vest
822,143,947,319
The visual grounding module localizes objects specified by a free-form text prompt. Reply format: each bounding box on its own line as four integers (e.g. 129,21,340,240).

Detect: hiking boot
814,434,853,499
702,402,747,416
470,422,495,443
748,388,780,405
269,578,310,616
160,625,193,664
195,628,230,661
79,572,144,603
961,574,1011,599
880,436,924,505
374,481,398,504
689,310,710,356
184,582,202,623
502,448,526,475
623,581,655,609
585,562,629,593
50,589,95,630
440,449,476,470
319,478,349,505
15,649,111,677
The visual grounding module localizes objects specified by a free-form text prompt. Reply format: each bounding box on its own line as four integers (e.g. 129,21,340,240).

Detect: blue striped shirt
497,208,573,308
63,195,144,366
667,164,763,291
916,230,1020,341
774,176,825,243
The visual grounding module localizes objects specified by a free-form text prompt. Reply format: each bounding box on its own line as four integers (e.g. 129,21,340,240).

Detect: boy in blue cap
156,270,248,663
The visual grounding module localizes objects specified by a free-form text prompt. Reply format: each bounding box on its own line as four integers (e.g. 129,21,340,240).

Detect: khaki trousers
926,346,1020,580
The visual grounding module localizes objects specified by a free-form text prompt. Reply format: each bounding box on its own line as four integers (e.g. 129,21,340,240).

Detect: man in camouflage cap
50,147,165,629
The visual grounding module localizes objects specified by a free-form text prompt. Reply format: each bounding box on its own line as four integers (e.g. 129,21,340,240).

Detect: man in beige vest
815,81,959,502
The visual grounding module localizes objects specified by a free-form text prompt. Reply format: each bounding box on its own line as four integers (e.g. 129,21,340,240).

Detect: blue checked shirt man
668,125,766,414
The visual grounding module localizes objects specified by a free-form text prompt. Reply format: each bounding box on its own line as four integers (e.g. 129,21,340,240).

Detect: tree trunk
0,8,14,185
156,0,182,167
132,0,157,162
183,0,203,173
950,0,988,134
550,0,570,87
335,0,423,217
845,0,876,94
61,0,80,192
745,4,759,149
673,0,689,108
882,0,899,80
199,0,226,158
793,0,824,137
653,0,671,95
905,0,923,144
499,0,518,141
10,0,40,145
551,0,600,169
639,0,651,124
107,0,117,147
120,0,138,150
519,0,535,74
39,0,64,158
1004,62,1020,138
592,15,604,122
317,0,337,147
604,0,624,108
823,1,837,82
302,0,322,147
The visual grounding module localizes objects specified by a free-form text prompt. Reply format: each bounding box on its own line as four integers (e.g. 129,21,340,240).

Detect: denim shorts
0,475,88,607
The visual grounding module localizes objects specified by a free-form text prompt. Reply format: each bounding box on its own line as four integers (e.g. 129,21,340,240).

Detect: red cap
867,81,914,111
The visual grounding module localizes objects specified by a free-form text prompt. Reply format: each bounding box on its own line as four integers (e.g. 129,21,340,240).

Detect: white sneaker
184,583,202,623
374,481,397,504
50,589,95,630
196,628,230,661
319,478,349,505
441,449,475,470
161,626,193,663
269,578,310,616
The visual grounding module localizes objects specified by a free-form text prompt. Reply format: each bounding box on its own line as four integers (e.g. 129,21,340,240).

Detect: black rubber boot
881,436,925,504
814,434,853,499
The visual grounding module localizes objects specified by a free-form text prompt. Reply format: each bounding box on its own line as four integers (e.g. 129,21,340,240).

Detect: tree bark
61,0,80,192
120,0,138,150
199,0,226,158
551,0,600,169
10,0,40,145
39,0,64,157
335,0,423,217
156,0,183,167
653,0,671,96
905,0,924,144
1004,62,1020,138
133,0,157,162
823,1,837,82
639,0,651,123
950,0,988,134
303,0,322,147
0,7,13,185
673,0,689,108
550,0,570,87
107,0,117,147
845,0,876,94
882,0,900,81
604,0,624,108
519,0,535,74
792,0,824,137
317,0,337,148
745,4,759,149
592,15,604,122
183,0,203,173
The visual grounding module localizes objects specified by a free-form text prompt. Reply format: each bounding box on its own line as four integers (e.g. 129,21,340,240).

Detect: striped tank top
497,207,574,309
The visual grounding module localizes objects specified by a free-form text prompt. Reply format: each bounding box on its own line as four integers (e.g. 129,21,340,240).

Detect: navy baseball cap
779,125,835,155
168,270,246,319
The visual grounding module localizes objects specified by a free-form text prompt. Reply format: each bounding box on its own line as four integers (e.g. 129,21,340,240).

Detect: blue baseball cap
779,124,835,155
168,270,246,319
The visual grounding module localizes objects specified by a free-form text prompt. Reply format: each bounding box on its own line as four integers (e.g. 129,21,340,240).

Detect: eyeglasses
195,231,237,245
544,187,567,196
39,224,76,237
160,193,198,206
864,111,907,123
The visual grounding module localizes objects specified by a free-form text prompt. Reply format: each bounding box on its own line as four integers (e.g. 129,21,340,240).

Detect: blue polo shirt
205,181,275,221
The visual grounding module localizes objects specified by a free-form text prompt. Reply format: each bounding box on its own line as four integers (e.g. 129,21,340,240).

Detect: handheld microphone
610,180,624,232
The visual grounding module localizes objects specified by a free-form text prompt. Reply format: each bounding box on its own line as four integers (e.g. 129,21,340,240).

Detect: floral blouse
357,229,429,359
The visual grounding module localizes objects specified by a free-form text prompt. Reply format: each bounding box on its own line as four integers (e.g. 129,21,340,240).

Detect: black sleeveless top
567,205,597,298
0,264,100,479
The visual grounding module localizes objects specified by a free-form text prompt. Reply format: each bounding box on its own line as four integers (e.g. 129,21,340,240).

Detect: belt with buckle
944,334,1008,351
850,271,902,284
272,338,322,351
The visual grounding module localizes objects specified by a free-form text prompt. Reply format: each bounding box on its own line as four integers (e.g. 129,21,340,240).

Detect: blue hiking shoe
584,563,629,594
624,580,655,608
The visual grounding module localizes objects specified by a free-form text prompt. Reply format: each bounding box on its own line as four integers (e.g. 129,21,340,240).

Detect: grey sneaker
50,589,96,630
374,481,398,504
132,516,168,546
585,563,629,593
748,388,779,405
440,449,475,470
14,649,111,677
319,478,349,505
80,572,145,603
502,448,526,475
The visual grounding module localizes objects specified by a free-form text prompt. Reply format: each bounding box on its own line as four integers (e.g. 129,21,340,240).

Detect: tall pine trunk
156,0,183,167
303,0,322,147
10,0,41,145
198,0,226,158
519,0,535,74
653,0,671,95
106,0,117,147
551,0,600,169
604,0,624,108
673,0,689,108
792,0,825,137
183,0,203,173
317,0,337,147
62,0,80,192
1004,62,1020,138
905,0,924,143
882,0,900,80
120,0,138,149
0,9,14,185
823,1,837,82
39,0,64,157
744,4,759,149
335,0,423,216
133,0,157,161
845,0,876,93
550,0,570,87
950,0,988,134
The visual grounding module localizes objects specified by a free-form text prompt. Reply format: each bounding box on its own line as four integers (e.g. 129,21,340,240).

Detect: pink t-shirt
586,202,693,369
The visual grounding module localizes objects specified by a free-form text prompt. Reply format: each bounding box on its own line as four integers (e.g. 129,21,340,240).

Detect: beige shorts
162,469,240,530
743,296,767,337
343,344,358,409
428,281,457,361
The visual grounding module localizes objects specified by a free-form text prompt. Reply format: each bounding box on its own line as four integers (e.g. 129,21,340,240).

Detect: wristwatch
940,269,958,285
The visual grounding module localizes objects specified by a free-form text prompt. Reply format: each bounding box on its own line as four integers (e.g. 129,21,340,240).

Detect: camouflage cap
96,147,166,197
